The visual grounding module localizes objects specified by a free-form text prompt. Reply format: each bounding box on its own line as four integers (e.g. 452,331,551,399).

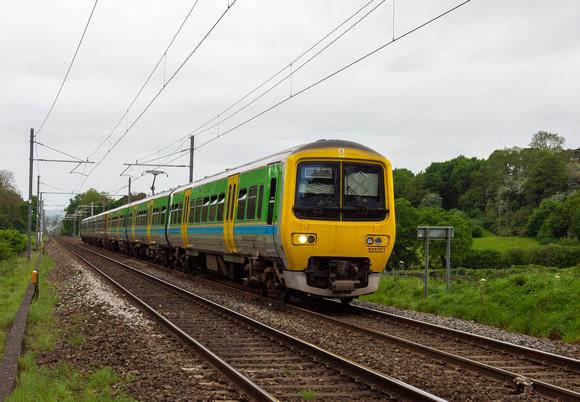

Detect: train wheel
258,285,268,298
278,288,290,303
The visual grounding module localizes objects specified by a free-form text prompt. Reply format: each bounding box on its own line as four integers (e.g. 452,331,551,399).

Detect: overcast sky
1,0,579,213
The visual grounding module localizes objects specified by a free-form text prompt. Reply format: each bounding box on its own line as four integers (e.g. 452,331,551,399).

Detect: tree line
2,131,578,267
389,131,580,269
0,170,32,259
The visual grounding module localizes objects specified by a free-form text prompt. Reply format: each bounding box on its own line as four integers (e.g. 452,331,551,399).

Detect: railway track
54,236,442,401
151,265,580,400
276,299,580,401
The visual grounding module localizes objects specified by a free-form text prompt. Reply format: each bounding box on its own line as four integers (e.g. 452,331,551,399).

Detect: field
471,229,539,251
363,231,580,343
361,266,580,343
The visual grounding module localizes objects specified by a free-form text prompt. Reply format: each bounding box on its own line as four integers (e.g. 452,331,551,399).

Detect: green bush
0,240,13,260
464,249,505,269
0,229,27,260
503,248,529,266
468,245,580,269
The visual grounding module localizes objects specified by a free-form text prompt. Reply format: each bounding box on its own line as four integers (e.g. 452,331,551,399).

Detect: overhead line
35,0,99,138
130,0,383,170
78,0,237,192
88,0,201,161
194,0,472,152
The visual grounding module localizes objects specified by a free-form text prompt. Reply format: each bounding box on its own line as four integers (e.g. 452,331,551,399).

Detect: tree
423,156,485,210
524,154,568,206
418,209,473,268
536,190,580,244
386,198,421,269
523,199,558,237
529,131,566,153
62,189,114,234
0,169,26,231
392,168,415,200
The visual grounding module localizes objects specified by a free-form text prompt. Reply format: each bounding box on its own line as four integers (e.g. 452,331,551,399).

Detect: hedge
464,245,580,269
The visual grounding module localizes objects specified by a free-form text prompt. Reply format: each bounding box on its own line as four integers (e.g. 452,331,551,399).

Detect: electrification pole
27,128,34,261
189,135,194,182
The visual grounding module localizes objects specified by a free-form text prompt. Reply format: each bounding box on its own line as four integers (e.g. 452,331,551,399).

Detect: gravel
39,238,580,401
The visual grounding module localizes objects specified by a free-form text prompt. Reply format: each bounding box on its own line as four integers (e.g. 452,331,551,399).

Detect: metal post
73,215,76,238
36,176,40,249
189,135,194,182
128,177,131,203
424,228,429,299
27,128,34,261
446,227,451,291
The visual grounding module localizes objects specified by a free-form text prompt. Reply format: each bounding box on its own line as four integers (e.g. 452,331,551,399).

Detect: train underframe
82,236,372,302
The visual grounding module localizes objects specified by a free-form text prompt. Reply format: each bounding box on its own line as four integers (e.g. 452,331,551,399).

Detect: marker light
299,235,308,244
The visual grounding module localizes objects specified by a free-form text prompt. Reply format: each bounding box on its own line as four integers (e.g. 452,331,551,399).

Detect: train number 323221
367,247,385,253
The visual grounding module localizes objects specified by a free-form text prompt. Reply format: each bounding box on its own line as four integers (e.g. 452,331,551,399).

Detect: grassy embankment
362,231,580,343
0,252,133,401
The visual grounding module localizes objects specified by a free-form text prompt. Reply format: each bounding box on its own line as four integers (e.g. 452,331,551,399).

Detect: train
81,139,396,301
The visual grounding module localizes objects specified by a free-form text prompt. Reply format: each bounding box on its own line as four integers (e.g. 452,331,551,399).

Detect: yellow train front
276,139,396,299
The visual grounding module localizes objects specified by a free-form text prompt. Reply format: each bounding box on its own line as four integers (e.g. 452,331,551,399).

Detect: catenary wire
128,0,471,182
35,0,99,138
134,0,382,168
75,0,237,194
192,1,472,153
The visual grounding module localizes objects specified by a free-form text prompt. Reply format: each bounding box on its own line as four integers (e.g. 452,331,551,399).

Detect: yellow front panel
280,145,396,273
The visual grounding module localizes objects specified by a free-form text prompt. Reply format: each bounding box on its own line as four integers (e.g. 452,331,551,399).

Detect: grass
8,363,133,401
362,265,580,343
0,255,37,358
1,251,134,401
472,229,539,251
298,387,318,400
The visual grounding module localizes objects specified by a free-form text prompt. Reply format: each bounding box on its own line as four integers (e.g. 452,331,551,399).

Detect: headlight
292,233,317,245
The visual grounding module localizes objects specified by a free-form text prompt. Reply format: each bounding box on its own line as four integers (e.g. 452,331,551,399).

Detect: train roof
170,139,384,193
82,139,383,221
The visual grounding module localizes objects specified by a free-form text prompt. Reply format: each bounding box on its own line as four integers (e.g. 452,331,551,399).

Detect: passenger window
226,186,232,223
208,195,218,223
189,199,196,224
257,184,264,221
216,193,225,223
161,206,166,225
194,198,203,223
267,178,276,225
246,186,258,221
201,197,210,223
237,188,247,222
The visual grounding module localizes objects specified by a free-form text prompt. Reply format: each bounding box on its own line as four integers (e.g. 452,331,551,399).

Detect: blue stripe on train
120,224,278,236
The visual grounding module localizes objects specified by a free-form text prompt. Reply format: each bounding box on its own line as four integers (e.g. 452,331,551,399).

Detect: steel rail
55,238,275,402
59,238,445,402
122,265,580,401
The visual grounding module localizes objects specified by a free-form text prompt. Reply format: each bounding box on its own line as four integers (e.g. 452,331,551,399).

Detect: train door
147,200,154,244
131,205,138,242
224,175,239,253
181,189,191,248
266,164,282,254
